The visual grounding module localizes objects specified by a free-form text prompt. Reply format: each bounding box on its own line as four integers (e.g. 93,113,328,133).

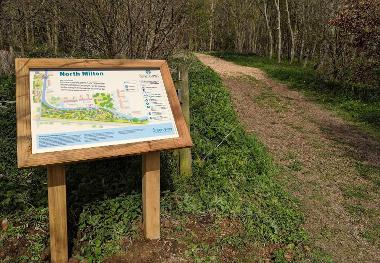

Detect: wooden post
172,76,180,172
47,165,68,263
179,65,192,177
142,151,160,239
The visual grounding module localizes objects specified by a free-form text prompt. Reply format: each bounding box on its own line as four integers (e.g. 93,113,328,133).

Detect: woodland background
0,0,379,88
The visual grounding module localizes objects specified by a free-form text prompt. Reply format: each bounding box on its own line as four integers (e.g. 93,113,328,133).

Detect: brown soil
102,217,188,263
196,53,380,263
102,215,252,263
0,235,29,260
0,224,51,263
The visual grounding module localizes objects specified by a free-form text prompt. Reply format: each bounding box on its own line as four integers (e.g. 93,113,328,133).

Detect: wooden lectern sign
15,58,192,262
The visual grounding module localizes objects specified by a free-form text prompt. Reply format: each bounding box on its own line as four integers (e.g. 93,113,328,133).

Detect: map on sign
29,69,179,153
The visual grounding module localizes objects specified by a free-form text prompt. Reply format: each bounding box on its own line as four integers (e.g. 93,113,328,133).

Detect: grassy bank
1,58,322,262
211,52,380,140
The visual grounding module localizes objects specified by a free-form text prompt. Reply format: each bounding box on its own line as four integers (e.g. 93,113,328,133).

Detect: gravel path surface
196,53,380,263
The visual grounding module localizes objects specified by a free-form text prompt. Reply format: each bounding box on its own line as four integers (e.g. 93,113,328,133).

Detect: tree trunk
285,0,295,63
235,27,245,53
250,24,258,53
53,6,59,55
209,0,215,52
274,0,282,63
46,24,52,48
25,21,29,47
30,22,35,45
263,0,273,59
303,55,308,67
310,39,317,60
317,40,328,70
298,1,305,62
299,35,304,62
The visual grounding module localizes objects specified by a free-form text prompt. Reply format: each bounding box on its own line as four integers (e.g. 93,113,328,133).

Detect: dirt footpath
196,53,380,263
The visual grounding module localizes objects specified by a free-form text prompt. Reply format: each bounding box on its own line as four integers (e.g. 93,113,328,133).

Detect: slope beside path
196,53,380,263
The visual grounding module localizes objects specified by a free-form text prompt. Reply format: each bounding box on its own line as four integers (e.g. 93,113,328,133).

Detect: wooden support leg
47,165,68,263
142,151,160,239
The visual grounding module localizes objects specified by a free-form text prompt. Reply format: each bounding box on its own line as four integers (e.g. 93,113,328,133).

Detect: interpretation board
16,58,192,262
16,58,192,168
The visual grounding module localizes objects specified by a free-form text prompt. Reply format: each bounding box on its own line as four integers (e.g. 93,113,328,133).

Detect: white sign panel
29,69,179,153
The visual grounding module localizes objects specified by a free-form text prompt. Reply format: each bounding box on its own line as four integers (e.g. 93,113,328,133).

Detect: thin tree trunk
250,24,257,53
317,40,328,70
23,4,29,48
46,24,52,48
53,5,59,55
209,0,215,52
303,55,308,67
285,0,295,63
30,22,35,45
274,0,282,63
235,27,245,53
298,2,305,62
263,0,273,59
25,21,29,46
310,39,317,59
254,26,259,53
299,35,304,62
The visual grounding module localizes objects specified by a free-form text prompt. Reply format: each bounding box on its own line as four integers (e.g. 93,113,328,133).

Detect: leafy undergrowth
0,59,320,262
211,52,380,140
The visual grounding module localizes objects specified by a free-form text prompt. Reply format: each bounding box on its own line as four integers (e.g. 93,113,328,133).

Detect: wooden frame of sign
15,58,192,262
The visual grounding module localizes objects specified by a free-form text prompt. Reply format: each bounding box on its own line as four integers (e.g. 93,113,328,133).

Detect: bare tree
285,0,295,63
260,0,274,59
1,0,378,86
209,0,215,51
274,0,281,62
